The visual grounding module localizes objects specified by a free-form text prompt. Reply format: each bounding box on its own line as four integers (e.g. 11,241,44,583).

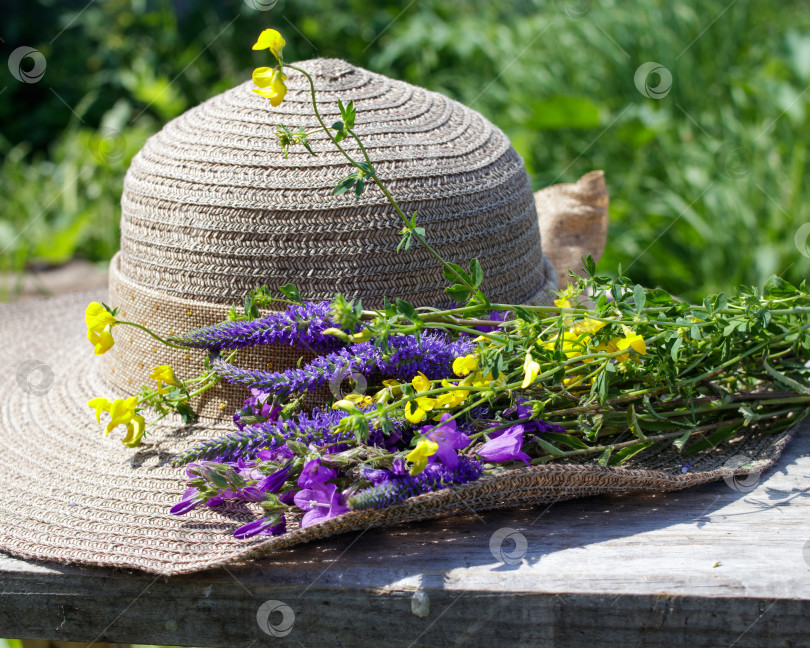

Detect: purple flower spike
234,515,287,539
477,425,531,465
294,483,350,528
171,301,345,353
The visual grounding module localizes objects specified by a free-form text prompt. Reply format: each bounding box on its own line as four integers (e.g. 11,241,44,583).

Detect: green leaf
469,258,484,287
397,232,412,253
445,284,471,303
627,404,647,440
672,429,692,451
279,283,302,304
684,423,741,455
339,99,356,130
354,177,366,199
332,176,357,196
543,432,590,450
175,401,197,425
633,284,646,313
442,262,469,285
535,438,565,456
670,336,683,362
608,441,655,465
598,447,613,466
395,299,420,323
584,255,597,277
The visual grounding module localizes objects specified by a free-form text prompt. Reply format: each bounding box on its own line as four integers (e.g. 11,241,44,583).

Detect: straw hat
0,59,793,576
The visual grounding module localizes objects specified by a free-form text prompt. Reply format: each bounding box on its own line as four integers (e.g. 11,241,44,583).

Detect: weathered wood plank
1,423,809,648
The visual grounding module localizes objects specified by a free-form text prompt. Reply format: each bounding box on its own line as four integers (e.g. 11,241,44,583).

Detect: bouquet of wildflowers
84,29,810,539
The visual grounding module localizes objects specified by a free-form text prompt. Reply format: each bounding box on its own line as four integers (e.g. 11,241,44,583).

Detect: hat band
101,252,557,422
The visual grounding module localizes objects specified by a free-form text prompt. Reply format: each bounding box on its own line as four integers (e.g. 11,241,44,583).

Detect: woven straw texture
0,60,792,576
118,58,552,307
104,57,569,420
0,292,797,576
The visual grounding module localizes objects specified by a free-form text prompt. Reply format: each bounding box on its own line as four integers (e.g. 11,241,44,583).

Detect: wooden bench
2,422,809,648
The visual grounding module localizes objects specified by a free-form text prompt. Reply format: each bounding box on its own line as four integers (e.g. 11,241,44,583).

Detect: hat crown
118,58,548,306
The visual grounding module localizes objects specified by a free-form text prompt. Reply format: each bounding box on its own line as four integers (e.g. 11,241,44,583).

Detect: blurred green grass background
1,0,809,302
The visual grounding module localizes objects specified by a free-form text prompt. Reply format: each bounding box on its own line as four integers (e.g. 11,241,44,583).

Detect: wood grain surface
1,423,809,648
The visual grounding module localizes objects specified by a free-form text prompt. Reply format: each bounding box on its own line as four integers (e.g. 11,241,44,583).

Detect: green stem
115,321,189,350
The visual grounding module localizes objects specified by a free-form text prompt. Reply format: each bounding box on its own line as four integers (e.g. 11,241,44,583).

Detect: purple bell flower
298,459,337,488
294,483,350,528
419,414,471,469
477,424,531,465
234,515,287,539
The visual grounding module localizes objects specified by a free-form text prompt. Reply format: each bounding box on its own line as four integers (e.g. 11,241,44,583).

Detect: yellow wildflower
332,399,358,411
412,371,431,393
404,396,437,424
569,318,608,336
104,396,139,436
252,28,286,62
406,438,439,475
252,67,287,107
522,353,541,389
87,328,114,355
85,302,116,354
121,414,146,448
616,330,647,356
542,331,591,359
452,354,477,377
85,302,116,334
554,298,572,309
87,397,112,424
149,364,181,394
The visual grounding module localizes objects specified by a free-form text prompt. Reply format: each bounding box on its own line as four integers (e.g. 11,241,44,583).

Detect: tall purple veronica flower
169,301,346,353
211,332,474,398
348,457,484,510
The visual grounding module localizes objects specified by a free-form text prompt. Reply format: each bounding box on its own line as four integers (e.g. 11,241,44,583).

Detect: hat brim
0,291,797,576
